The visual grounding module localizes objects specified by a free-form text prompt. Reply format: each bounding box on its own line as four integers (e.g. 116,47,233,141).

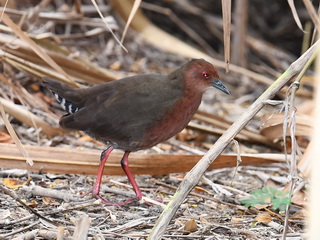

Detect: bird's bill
211,79,231,95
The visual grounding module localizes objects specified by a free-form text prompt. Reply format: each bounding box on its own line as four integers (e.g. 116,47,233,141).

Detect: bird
43,58,230,205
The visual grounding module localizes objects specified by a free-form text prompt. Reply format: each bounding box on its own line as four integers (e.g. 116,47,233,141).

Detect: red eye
202,72,209,78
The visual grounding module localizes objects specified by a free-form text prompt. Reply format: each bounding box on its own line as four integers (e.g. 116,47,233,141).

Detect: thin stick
90,0,128,52
0,101,33,165
147,39,320,240
282,46,320,239
221,0,231,71
231,0,248,67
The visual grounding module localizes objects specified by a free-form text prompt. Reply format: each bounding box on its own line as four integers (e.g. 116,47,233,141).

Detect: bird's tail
43,77,81,114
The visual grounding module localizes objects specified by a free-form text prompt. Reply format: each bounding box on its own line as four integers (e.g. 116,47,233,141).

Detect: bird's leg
83,148,142,206
92,146,114,197
82,146,117,205
120,151,143,204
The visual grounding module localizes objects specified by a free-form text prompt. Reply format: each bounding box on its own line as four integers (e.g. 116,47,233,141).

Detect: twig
231,139,242,185
102,216,157,234
72,214,90,240
266,221,284,233
282,81,300,240
0,100,34,165
302,0,320,34
21,185,78,201
200,176,233,196
91,0,127,52
282,44,319,240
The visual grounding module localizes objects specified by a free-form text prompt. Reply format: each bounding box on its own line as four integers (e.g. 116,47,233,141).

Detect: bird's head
183,59,231,95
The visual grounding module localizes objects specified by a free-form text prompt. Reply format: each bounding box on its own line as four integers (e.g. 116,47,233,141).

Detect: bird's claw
81,189,141,207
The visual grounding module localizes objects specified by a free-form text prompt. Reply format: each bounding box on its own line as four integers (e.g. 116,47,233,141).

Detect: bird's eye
202,72,209,78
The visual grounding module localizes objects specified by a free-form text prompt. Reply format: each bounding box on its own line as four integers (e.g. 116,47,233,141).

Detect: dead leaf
291,209,307,219
17,199,38,207
255,203,270,210
26,200,37,207
212,226,231,234
0,132,14,143
287,0,304,31
2,178,26,189
194,186,211,194
291,190,307,206
265,179,278,188
256,213,272,223
260,113,313,144
30,83,40,91
184,219,197,232
42,196,59,205
231,217,245,223
174,219,183,226
53,179,69,188
173,174,186,180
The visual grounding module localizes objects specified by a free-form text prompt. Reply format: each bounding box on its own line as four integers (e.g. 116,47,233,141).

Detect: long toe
82,188,141,206
117,196,141,206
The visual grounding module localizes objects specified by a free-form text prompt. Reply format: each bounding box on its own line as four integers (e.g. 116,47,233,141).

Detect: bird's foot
81,189,141,206
117,196,141,206
94,194,141,207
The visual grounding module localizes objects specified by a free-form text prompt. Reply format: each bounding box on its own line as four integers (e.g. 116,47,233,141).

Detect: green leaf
241,187,291,211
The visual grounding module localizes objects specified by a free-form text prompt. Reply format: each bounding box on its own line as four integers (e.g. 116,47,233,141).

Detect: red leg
82,146,118,205
83,148,142,206
92,146,114,198
120,151,143,204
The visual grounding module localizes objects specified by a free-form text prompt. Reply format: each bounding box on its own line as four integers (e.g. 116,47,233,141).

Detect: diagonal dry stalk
281,44,318,238
148,39,320,240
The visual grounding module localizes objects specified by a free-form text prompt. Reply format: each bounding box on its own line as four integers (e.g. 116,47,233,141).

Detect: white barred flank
54,93,79,114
